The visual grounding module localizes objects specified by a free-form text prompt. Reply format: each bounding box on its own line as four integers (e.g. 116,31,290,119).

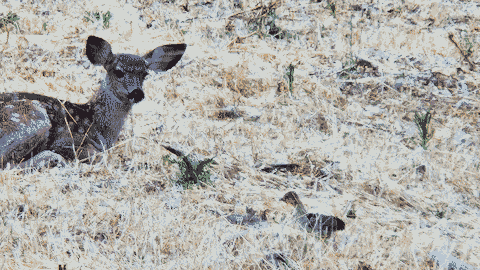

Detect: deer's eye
113,69,124,78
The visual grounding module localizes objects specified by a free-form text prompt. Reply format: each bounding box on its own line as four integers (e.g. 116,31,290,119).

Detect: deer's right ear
143,44,186,72
86,36,114,66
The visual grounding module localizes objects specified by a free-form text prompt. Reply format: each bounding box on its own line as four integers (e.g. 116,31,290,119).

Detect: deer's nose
127,89,144,103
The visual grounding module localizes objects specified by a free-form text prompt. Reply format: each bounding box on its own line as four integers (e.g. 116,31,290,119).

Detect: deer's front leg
16,150,66,169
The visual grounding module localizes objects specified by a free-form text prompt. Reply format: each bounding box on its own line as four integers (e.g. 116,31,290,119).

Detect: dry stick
225,1,280,48
76,122,94,158
448,34,475,71
1,24,10,54
57,99,93,158
227,3,265,19
227,0,280,19
77,137,139,163
57,100,85,166
62,113,77,161
226,31,258,48
59,100,78,124
17,141,42,166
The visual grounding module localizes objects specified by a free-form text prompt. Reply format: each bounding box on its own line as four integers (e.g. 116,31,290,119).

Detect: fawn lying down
0,36,186,169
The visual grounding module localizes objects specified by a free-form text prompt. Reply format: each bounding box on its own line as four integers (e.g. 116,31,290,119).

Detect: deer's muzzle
127,89,145,103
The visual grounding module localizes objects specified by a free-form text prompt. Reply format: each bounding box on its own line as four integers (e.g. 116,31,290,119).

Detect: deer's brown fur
0,36,186,169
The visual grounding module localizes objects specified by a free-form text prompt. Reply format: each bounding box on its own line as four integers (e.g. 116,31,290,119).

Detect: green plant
414,108,434,150
249,8,293,40
233,0,242,9
347,16,353,47
162,154,215,189
0,12,20,46
327,1,336,18
319,25,327,38
339,55,357,78
284,63,295,93
345,55,357,69
84,11,111,29
0,12,20,32
460,29,474,57
435,210,445,219
42,22,47,31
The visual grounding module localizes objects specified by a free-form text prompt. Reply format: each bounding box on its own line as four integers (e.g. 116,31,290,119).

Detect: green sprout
84,11,111,29
162,151,215,190
414,108,434,150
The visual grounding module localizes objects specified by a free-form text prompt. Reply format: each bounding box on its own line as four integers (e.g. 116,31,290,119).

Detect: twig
448,34,475,71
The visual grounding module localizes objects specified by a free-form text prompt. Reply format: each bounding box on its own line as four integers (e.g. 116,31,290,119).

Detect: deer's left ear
143,44,187,72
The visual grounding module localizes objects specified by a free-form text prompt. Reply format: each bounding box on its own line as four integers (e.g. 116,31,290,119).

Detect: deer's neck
87,79,133,151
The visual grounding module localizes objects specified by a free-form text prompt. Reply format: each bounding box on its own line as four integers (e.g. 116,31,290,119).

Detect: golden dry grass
0,0,479,269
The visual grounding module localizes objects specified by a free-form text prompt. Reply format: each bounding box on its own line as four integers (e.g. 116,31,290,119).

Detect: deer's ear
143,44,186,72
86,36,114,66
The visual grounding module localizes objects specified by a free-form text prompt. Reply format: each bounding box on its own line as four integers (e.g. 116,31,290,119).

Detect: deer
0,36,186,169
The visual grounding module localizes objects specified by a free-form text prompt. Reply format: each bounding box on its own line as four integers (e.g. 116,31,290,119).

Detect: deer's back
0,92,97,166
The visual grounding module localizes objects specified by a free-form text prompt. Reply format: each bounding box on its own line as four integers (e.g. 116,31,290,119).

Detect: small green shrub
0,12,20,32
414,108,434,150
84,11,111,29
284,63,295,94
459,29,475,57
249,9,294,40
0,12,20,45
163,154,215,189
326,1,336,18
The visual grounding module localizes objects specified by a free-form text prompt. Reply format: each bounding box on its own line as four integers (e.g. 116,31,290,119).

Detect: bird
226,207,270,226
280,191,345,237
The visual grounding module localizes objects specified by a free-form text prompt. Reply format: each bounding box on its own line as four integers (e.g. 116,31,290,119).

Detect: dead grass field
0,0,480,269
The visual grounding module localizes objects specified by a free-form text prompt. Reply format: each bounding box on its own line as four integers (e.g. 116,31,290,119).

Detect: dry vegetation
0,0,480,269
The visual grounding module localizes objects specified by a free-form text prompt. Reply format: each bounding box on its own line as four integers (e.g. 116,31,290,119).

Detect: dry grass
0,0,479,269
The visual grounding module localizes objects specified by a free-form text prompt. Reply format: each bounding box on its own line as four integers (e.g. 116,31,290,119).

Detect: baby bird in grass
280,191,345,237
